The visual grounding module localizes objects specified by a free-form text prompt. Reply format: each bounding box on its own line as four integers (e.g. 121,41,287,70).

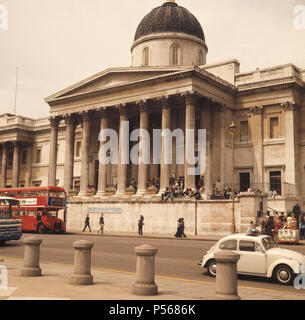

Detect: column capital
96,106,107,117
281,101,297,111
136,99,148,112
249,105,264,115
79,110,91,122
181,91,199,106
49,116,60,128
158,95,170,110
12,141,21,148
63,113,76,125
116,103,127,115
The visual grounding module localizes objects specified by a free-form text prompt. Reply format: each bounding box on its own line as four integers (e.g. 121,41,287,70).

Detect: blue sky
0,0,304,118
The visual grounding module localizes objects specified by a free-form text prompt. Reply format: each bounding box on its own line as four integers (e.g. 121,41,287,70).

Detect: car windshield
262,237,278,250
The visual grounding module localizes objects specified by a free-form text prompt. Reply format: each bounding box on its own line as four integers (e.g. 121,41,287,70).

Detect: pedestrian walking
138,215,144,236
299,215,305,240
98,213,104,234
293,203,301,229
175,218,186,238
265,216,274,238
82,214,91,232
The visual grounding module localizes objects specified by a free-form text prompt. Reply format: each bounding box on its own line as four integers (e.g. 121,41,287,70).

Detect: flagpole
14,66,19,115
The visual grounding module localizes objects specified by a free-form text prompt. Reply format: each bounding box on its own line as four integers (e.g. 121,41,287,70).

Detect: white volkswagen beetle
199,233,305,285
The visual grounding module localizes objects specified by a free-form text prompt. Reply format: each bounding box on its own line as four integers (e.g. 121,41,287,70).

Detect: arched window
143,47,149,67
170,44,181,66
198,50,204,66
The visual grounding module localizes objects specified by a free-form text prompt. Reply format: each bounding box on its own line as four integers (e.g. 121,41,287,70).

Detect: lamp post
229,121,237,234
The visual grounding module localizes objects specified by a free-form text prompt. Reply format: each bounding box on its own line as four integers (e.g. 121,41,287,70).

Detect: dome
134,1,205,42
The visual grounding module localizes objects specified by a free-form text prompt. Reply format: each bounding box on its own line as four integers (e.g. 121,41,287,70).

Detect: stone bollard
20,237,43,277
214,251,241,300
132,244,158,296
70,240,94,285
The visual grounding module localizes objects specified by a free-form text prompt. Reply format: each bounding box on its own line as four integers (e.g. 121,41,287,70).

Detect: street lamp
229,121,237,234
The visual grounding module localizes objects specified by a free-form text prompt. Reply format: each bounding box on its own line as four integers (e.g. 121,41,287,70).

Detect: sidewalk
67,230,222,242
1,257,305,300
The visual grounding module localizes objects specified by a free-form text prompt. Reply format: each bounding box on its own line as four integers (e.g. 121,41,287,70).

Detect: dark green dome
134,1,205,42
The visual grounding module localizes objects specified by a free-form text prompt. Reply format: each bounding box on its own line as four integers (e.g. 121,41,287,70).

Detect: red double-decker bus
0,186,66,234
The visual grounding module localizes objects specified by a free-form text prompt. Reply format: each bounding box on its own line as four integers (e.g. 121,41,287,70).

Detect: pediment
45,67,182,103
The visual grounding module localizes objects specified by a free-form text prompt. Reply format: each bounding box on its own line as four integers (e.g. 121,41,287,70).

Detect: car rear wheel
274,264,294,285
206,259,217,277
37,223,46,234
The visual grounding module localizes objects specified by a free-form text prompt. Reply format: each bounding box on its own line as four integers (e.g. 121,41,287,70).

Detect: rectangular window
8,150,13,167
270,117,279,139
270,171,281,195
240,121,249,142
21,150,27,165
75,141,81,158
240,172,250,192
36,149,41,163
239,241,255,252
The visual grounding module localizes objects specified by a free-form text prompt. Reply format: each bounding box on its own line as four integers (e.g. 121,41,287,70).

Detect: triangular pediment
45,67,185,103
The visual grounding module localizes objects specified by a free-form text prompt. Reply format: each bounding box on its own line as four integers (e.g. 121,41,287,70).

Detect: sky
0,0,304,118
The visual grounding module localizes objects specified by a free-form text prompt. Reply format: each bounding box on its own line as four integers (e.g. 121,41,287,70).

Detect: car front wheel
206,259,217,277
274,264,294,285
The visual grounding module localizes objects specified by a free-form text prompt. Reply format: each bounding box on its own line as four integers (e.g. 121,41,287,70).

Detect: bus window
27,211,36,217
48,210,57,218
21,211,27,216
30,191,38,196
39,190,48,197
8,192,16,197
22,191,29,196
17,191,22,196
0,209,6,219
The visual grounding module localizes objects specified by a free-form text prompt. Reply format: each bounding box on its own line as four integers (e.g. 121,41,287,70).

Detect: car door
237,240,266,275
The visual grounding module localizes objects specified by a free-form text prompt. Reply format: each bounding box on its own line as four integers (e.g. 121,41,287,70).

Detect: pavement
1,254,305,300
1,231,305,300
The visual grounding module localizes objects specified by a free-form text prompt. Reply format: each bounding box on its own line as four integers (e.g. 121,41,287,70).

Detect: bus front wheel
37,223,46,234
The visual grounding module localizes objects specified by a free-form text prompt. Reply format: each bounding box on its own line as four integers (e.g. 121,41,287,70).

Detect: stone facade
0,1,304,234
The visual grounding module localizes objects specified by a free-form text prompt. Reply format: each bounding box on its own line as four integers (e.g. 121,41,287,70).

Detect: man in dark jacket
98,214,104,234
82,214,91,232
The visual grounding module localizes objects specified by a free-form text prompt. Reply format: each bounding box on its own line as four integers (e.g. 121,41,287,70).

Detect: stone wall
66,195,262,236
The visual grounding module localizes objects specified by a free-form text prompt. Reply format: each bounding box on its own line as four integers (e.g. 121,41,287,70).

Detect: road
1,233,305,296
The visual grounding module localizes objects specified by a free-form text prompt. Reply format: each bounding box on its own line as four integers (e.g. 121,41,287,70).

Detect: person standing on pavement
299,215,305,240
293,203,301,229
98,213,104,235
138,215,144,236
82,214,91,232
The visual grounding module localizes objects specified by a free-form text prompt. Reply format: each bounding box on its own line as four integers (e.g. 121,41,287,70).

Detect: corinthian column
183,92,196,190
63,114,75,193
115,104,129,196
136,100,150,196
159,96,171,194
1,144,8,188
78,111,91,197
12,141,20,188
48,116,60,186
96,107,109,197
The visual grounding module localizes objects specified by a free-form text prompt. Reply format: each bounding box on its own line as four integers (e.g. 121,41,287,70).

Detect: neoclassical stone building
0,1,305,233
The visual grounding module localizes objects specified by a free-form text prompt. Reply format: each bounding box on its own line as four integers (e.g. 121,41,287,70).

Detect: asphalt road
1,233,305,296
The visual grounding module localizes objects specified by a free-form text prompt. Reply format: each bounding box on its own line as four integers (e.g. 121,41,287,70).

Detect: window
75,141,81,158
219,240,237,250
240,173,250,192
240,121,249,142
239,241,255,252
8,192,16,197
39,190,48,197
170,44,181,66
36,149,42,163
143,47,149,67
198,50,204,66
27,211,37,217
8,150,13,167
21,150,27,165
270,117,279,139
270,171,281,195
